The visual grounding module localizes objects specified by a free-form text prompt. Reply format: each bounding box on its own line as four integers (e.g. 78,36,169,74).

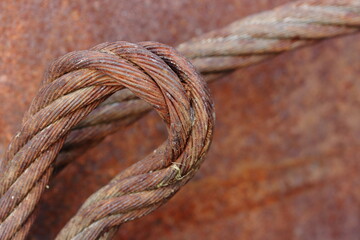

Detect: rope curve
55,0,360,173
0,41,214,239
0,0,359,239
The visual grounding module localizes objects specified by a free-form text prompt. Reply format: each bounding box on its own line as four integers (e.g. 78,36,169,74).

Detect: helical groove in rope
55,0,360,173
0,0,359,239
0,41,214,239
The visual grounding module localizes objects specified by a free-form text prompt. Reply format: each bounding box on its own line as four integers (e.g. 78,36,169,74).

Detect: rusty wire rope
0,42,214,240
56,0,360,172
0,0,359,239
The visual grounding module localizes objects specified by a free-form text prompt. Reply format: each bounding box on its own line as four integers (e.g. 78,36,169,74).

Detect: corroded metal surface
1,0,359,239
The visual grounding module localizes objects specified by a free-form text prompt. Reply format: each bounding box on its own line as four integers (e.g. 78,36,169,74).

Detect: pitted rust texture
1,0,359,239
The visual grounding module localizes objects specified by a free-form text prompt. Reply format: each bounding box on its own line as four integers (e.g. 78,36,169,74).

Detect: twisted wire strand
178,0,360,72
0,0,359,239
54,0,360,173
0,41,214,239
55,42,214,240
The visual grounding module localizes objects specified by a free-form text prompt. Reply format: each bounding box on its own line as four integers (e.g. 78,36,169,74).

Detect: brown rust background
0,0,359,239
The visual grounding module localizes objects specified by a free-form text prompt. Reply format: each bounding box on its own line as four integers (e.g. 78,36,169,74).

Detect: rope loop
0,41,214,240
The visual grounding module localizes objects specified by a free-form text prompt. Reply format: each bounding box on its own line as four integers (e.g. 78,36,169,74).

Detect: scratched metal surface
0,0,359,239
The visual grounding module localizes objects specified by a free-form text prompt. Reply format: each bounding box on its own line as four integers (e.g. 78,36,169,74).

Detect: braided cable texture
0,41,214,239
178,0,360,73
0,0,359,239
55,0,360,173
